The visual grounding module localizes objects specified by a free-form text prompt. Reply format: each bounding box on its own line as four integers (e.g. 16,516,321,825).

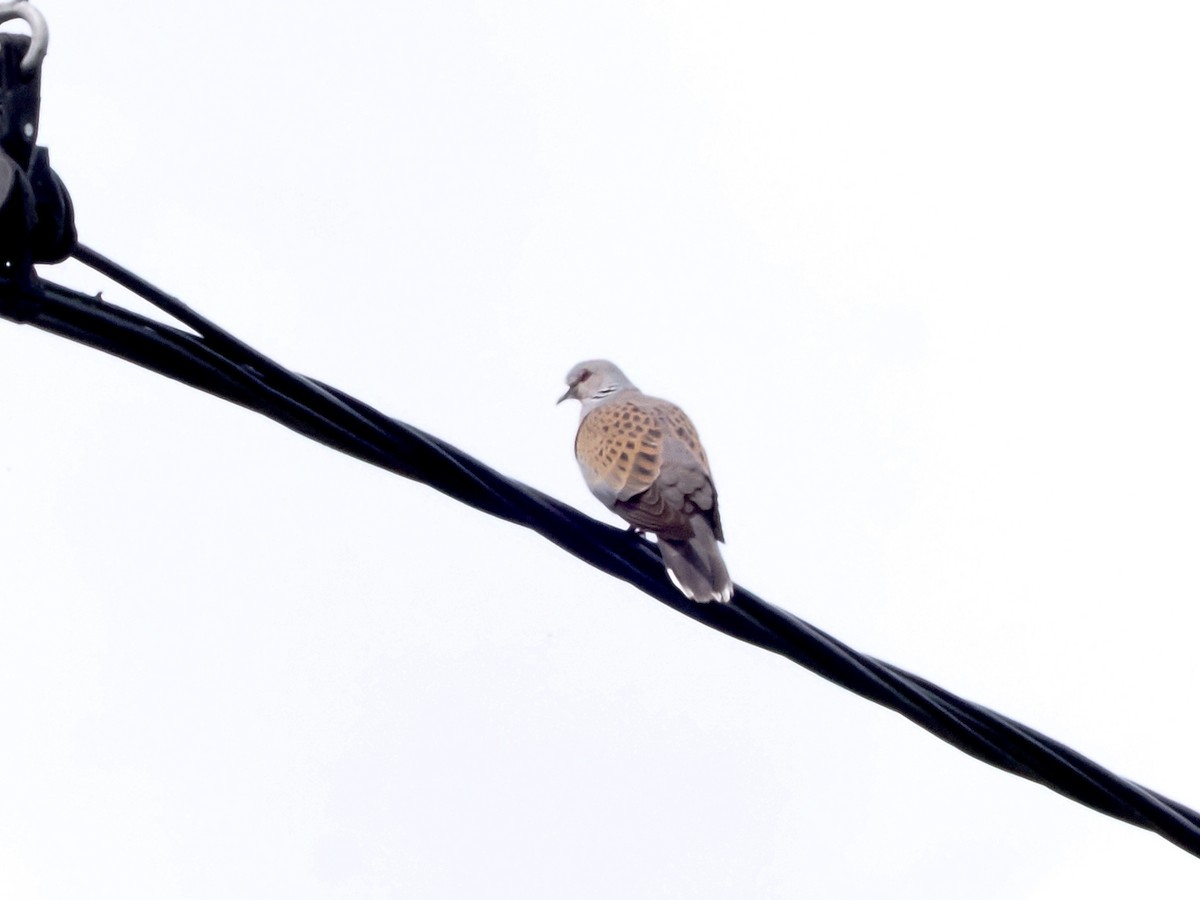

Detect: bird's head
557,359,636,407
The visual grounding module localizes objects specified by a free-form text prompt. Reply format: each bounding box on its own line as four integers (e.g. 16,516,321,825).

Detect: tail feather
658,517,733,603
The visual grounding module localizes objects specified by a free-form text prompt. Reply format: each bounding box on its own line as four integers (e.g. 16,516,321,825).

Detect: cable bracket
0,0,74,306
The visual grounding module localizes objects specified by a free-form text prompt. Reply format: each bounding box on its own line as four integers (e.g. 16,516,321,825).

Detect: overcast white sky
3,1,1199,897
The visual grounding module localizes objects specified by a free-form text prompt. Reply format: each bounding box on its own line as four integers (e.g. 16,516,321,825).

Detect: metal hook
0,1,48,74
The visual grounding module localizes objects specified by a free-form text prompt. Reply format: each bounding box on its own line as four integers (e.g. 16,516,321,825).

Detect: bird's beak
556,386,573,405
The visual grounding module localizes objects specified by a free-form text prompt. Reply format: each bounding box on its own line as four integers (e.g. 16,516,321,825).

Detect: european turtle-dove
558,360,733,603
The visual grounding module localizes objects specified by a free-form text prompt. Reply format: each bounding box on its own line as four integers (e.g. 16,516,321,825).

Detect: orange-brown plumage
561,360,732,602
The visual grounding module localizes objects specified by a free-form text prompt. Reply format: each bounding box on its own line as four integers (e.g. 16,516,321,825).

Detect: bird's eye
579,369,591,381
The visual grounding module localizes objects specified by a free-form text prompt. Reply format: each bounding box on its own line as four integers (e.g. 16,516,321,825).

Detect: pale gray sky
3,2,1199,897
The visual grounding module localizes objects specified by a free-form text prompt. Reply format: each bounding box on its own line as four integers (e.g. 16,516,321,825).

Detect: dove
558,360,733,602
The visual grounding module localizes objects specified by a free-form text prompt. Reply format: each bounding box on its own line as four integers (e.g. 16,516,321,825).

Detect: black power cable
2,244,1198,859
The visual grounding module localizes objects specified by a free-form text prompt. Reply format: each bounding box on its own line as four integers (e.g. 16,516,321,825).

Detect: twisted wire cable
0,245,1195,858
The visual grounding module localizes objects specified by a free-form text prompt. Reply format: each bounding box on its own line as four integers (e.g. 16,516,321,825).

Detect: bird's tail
658,517,733,603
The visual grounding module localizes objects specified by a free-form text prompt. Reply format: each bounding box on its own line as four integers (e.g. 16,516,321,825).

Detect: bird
558,359,733,602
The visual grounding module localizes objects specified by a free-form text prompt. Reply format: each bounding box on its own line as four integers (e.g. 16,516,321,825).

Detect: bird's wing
576,397,722,541
575,396,663,507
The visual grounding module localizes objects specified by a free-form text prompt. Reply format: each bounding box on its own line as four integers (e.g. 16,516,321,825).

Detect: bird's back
575,393,722,542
